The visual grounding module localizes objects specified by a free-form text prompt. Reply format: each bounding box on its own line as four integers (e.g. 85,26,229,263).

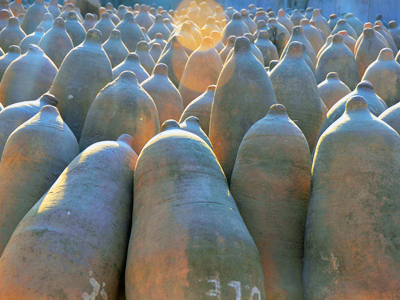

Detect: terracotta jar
318,72,351,110
112,52,149,83
20,0,48,35
0,17,25,53
19,25,44,53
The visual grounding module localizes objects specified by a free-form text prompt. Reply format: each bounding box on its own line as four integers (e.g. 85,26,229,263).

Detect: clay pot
379,102,400,134
94,12,115,43
344,13,363,36
9,0,24,17
231,103,310,299
328,14,339,30
281,26,317,68
301,43,316,74
0,45,57,106
255,30,279,67
290,9,303,26
0,105,78,256
277,8,293,34
355,28,387,79
135,40,155,74
149,42,162,63
65,11,85,46
125,122,266,299
222,12,250,44
171,22,198,55
49,29,112,141
374,25,397,54
38,12,53,31
0,44,19,81
310,20,327,41
82,13,95,31
389,21,400,50
270,41,323,151
134,4,153,31
0,93,58,158
241,9,256,34
331,19,358,40
310,9,330,38
210,30,224,52
304,96,400,299
187,0,199,20
141,63,183,125
267,18,290,51
21,0,48,35
149,32,166,50
214,5,225,23
178,115,212,148
0,17,25,53
224,6,237,20
316,34,359,90
255,20,269,39
318,81,387,137
355,22,388,52
179,36,222,108
209,37,277,182
179,84,214,135
362,48,400,107
317,35,332,59
300,18,324,54
37,17,73,68
337,30,356,53
147,14,170,40
195,2,212,29
107,9,120,25
200,16,219,37
80,71,159,153
305,7,313,19
254,11,269,25
0,9,10,31
219,34,235,63
318,72,351,110
19,25,44,53
112,52,149,83
0,135,137,299
47,0,60,19
117,4,127,20
116,12,144,52
103,29,129,68
242,33,264,64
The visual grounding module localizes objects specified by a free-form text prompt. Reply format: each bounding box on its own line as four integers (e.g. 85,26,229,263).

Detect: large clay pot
379,102,400,134
281,25,317,67
20,0,48,35
116,12,144,52
328,14,339,30
195,2,212,28
0,93,58,158
389,21,400,50
219,34,235,63
49,29,112,141
38,17,73,68
0,45,20,80
149,42,162,63
58,4,75,21
125,122,266,300
231,103,310,300
187,1,199,20
65,11,85,46
374,25,397,54
0,105,78,256
135,40,155,75
80,71,159,153
107,9,120,25
310,9,330,37
316,34,359,90
9,0,24,17
209,37,277,182
179,36,222,108
222,12,250,44
147,14,170,40
310,20,327,41
179,84,214,135
214,5,225,23
178,115,212,148
344,13,363,36
255,30,279,67
19,25,44,53
300,18,324,54
290,9,303,26
355,28,387,79
254,11,268,25
267,18,290,51
255,19,269,38
0,45,57,106
318,81,387,137
318,72,351,110
362,48,400,107
241,9,256,33
331,19,358,40
277,8,293,34
47,0,60,19
149,32,166,50
141,63,183,125
0,9,10,31
170,22,198,55
112,52,149,83
0,17,25,53
317,35,332,59
271,41,323,151
134,4,153,31
0,134,137,300
338,30,356,54
94,12,115,43
38,12,53,32
304,96,400,299
103,29,129,68
117,4,127,20
82,13,95,31
210,30,224,52
355,23,387,53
